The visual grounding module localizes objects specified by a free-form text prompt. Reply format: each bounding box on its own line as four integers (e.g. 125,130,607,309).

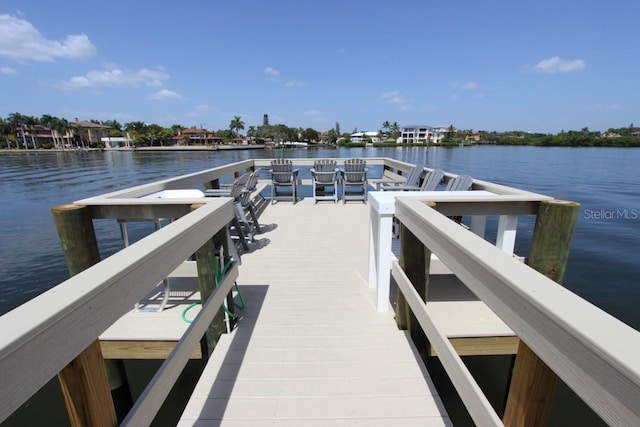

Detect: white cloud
195,104,210,111
264,66,280,76
461,81,478,90
0,14,96,62
148,89,184,101
381,91,409,109
0,66,17,75
58,65,170,89
285,80,305,87
533,56,586,74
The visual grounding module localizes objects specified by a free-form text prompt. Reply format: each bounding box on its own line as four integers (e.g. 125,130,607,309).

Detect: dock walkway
178,197,451,426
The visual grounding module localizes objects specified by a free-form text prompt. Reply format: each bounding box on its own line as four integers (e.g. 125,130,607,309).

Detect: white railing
393,197,640,426
0,199,235,424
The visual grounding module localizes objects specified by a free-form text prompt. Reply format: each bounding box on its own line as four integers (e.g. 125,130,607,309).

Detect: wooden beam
52,204,119,426
397,208,433,358
503,199,579,427
428,336,520,357
192,204,231,357
100,341,202,360
58,340,118,427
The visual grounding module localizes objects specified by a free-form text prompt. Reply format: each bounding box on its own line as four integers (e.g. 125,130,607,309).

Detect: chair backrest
245,168,261,192
344,158,366,183
313,159,337,183
403,164,425,187
445,174,473,191
271,160,293,183
420,169,445,191
229,172,251,199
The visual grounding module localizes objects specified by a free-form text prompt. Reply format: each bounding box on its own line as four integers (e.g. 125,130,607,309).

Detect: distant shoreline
0,145,267,154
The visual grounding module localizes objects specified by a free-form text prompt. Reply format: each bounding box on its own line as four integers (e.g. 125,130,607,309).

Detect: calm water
1,146,638,425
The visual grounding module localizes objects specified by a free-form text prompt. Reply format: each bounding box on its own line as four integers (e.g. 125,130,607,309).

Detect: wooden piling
396,203,433,358
191,204,233,357
57,340,118,427
503,199,580,426
205,178,220,190
51,204,120,426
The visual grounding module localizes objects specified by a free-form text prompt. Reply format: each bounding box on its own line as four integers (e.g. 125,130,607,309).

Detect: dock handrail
122,261,238,426
0,199,235,424
393,197,640,426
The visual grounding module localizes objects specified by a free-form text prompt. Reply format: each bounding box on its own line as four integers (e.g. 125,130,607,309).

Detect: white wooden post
470,215,486,238
496,215,518,255
368,193,395,312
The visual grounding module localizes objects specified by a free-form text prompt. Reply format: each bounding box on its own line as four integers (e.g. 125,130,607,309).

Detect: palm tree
52,118,70,149
40,114,59,148
447,125,455,140
0,118,12,148
8,112,27,149
390,122,400,139
229,116,245,137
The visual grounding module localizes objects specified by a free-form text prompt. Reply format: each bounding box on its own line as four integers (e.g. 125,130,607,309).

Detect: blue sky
0,1,638,134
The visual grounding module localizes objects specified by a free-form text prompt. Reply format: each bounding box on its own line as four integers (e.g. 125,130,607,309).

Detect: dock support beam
503,200,579,426
52,204,131,426
192,204,234,357
396,203,433,358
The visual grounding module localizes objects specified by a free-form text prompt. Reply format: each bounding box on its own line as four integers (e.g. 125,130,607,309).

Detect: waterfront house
401,125,432,144
401,125,449,145
72,120,111,146
180,128,224,146
350,131,381,143
466,131,481,142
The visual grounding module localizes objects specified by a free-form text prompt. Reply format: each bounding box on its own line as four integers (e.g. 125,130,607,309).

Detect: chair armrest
204,189,232,197
381,185,421,191
372,178,399,190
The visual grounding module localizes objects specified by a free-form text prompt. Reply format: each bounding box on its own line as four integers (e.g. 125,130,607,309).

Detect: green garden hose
180,259,245,324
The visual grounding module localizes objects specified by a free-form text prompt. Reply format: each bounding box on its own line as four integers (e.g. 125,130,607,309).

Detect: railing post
396,203,433,358
496,215,518,255
191,204,233,357
52,204,122,426
503,200,580,426
470,215,487,238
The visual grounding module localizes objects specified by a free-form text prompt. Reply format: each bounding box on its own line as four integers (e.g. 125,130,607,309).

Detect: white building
350,131,381,143
401,125,449,144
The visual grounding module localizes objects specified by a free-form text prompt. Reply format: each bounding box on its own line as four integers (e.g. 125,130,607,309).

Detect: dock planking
178,195,452,425
99,184,516,424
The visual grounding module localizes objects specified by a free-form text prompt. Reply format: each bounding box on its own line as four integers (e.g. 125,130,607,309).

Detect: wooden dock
177,197,451,425
97,189,518,424
4,159,638,427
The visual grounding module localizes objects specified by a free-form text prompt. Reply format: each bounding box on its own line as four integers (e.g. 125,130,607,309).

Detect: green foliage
215,129,234,142
488,129,640,147
300,127,319,142
3,110,640,150
229,116,245,136
372,141,401,147
325,128,338,144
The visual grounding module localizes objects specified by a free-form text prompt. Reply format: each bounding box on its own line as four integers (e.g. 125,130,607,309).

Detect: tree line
2,111,638,149
0,112,335,149
472,126,640,147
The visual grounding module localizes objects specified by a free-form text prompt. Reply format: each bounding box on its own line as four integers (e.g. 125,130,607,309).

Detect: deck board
99,188,516,421
178,196,452,425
